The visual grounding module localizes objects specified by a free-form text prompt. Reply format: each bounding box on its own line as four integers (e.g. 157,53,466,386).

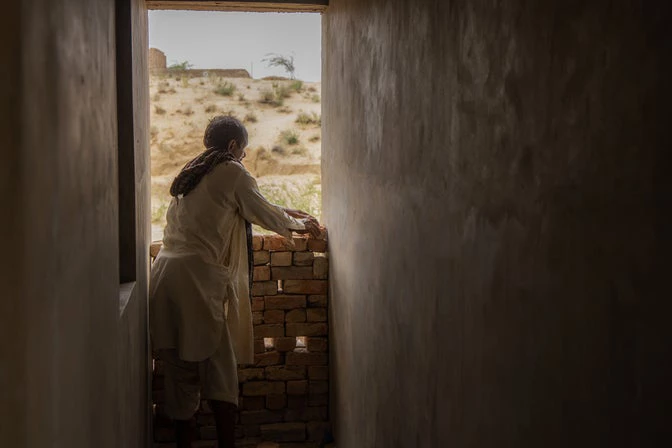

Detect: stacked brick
152,233,330,448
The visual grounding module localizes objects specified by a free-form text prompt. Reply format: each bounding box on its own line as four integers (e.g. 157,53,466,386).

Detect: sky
148,11,322,82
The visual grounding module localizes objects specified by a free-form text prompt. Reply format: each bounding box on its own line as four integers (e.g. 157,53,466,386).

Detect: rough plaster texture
323,0,671,447
0,0,150,446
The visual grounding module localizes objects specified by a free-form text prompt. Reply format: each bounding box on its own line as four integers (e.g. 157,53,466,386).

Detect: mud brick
273,337,298,353
265,295,306,310
254,338,266,354
263,309,285,324
265,366,306,381
306,337,328,352
152,389,165,404
307,295,327,308
238,367,265,382
266,393,288,410
287,380,308,395
255,324,285,338
243,381,286,397
285,309,307,323
284,406,328,423
153,359,165,375
308,394,328,406
240,410,284,425
307,239,327,252
308,381,328,395
252,297,265,311
308,366,328,380
293,252,314,266
241,396,266,411
306,308,327,323
271,266,314,280
253,281,278,296
285,323,328,337
270,251,292,266
252,235,264,250
283,280,327,295
254,265,271,281
255,351,283,367
253,311,264,325
260,422,306,442
286,352,328,366
312,256,328,279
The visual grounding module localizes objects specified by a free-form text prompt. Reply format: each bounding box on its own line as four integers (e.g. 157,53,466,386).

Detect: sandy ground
150,74,322,240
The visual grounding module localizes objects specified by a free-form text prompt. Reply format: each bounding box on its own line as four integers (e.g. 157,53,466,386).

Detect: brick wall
152,233,330,448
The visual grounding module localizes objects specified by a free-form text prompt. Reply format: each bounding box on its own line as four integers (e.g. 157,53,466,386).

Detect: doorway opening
148,10,323,241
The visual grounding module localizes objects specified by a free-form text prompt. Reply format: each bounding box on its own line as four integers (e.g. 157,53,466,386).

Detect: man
150,115,321,447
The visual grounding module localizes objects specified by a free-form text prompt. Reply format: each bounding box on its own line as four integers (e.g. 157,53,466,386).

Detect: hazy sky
148,11,322,82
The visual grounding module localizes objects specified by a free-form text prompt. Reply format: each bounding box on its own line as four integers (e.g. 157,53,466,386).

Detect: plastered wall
322,1,671,446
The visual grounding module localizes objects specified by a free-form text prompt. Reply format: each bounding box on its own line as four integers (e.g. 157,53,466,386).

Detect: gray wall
0,0,150,446
322,1,671,446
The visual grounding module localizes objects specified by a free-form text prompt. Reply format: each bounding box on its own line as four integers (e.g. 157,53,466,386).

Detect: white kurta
149,160,305,364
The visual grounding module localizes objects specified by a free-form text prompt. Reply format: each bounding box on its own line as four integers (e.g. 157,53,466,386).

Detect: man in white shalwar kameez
149,116,321,448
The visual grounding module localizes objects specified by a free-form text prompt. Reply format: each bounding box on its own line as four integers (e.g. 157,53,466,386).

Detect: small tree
262,53,296,79
167,60,193,71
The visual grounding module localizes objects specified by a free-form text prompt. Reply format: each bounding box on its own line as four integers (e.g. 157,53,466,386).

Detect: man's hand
294,217,322,239
284,208,315,220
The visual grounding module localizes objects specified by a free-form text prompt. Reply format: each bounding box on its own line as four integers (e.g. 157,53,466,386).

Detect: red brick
251,297,265,311
286,395,308,409
265,295,306,310
254,338,265,354
283,280,327,295
293,252,314,266
307,296,327,309
308,394,328,406
306,337,328,352
254,265,271,281
270,251,292,266
238,367,265,382
271,266,314,280
312,256,328,279
241,396,266,410
252,281,278,296
259,422,306,442
254,250,270,265
285,323,328,337
263,236,308,251
252,311,264,325
242,381,286,396
306,308,327,322
307,422,331,443
266,394,287,410
265,365,306,381
308,366,328,380
307,239,327,252
240,410,284,425
254,351,282,367
287,380,308,395
285,309,307,323
252,235,264,250
263,309,285,324
284,406,328,422
274,337,297,352
254,324,285,338
308,381,328,395
286,352,328,366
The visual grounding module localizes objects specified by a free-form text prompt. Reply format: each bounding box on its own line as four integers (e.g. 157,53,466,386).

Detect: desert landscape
149,66,322,240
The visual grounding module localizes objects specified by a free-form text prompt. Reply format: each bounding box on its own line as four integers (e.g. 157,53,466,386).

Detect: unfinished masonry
152,233,330,447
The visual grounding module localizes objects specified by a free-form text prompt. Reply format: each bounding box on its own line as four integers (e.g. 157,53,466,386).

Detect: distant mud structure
149,47,251,78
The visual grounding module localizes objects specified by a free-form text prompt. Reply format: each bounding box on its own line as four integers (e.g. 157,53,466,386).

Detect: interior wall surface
322,1,671,447
0,0,149,446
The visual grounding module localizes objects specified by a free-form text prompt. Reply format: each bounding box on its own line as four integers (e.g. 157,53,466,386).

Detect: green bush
280,129,300,146
214,82,236,96
295,112,321,126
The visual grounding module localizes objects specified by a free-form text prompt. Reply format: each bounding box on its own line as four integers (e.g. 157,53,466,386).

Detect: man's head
203,115,249,160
